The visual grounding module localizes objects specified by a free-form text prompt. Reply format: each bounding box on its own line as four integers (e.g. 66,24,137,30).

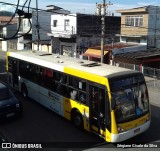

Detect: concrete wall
32,11,53,41
51,14,77,37
120,13,148,36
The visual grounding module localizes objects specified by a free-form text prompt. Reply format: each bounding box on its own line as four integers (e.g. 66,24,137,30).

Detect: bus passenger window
79,81,86,91
56,84,69,97
79,92,86,104
55,72,67,84
70,89,77,100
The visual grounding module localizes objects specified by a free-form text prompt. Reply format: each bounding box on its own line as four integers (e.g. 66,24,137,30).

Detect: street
0,50,160,151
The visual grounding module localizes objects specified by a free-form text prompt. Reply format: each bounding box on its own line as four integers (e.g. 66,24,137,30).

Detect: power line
0,0,32,41
1,1,160,42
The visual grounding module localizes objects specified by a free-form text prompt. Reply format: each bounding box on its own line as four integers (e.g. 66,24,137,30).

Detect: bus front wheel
72,110,84,130
21,84,28,98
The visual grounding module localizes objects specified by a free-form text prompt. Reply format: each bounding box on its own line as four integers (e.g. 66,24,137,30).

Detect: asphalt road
0,50,160,151
0,85,159,151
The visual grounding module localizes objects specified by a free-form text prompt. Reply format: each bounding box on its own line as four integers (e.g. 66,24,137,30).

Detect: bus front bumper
111,120,151,143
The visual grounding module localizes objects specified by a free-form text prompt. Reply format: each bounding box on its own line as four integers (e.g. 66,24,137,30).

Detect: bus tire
72,110,84,130
21,84,28,99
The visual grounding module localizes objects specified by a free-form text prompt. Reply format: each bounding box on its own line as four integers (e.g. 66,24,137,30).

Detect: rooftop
0,16,17,25
8,50,133,77
114,48,160,59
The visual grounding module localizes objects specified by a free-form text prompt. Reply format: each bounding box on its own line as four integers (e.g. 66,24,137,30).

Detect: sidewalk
145,76,160,107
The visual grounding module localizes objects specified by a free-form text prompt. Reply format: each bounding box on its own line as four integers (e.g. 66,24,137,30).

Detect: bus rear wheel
21,84,28,99
72,110,84,130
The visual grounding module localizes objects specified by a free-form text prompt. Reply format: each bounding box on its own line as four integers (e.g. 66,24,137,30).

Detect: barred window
125,16,143,27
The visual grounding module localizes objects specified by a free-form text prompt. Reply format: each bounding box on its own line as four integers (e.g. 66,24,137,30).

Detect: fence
116,62,160,79
115,62,160,89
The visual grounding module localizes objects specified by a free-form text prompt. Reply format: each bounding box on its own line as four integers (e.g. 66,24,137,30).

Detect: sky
0,0,160,15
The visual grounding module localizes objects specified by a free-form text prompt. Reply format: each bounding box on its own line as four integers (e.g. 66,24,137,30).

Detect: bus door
89,85,105,135
12,59,19,87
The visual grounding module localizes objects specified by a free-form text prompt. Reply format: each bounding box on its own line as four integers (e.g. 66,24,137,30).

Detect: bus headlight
117,126,125,133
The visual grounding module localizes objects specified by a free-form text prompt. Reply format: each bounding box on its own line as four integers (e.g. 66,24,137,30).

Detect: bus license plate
6,113,14,118
134,128,140,133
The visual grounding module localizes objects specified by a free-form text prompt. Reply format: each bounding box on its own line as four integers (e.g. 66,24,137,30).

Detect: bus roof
8,50,138,77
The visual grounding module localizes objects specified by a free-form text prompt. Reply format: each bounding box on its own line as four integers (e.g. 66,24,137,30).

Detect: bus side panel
63,98,90,131
19,77,64,117
35,85,64,116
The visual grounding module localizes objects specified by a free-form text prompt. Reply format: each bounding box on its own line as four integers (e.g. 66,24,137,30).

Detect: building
49,13,120,56
0,16,17,51
83,42,143,64
17,16,32,50
116,5,160,48
32,5,70,52
0,16,17,25
17,5,70,52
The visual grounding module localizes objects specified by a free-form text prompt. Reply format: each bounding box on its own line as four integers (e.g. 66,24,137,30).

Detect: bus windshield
110,75,149,123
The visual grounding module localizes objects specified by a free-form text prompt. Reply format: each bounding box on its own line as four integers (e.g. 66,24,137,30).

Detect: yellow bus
6,50,151,142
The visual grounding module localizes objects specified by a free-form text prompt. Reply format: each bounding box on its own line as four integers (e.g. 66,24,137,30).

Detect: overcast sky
0,0,159,15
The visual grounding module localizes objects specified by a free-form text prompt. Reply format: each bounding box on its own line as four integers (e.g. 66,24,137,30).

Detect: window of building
23,20,29,27
64,19,70,31
125,16,143,27
53,20,57,27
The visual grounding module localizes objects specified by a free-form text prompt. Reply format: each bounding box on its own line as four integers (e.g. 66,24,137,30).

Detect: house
0,16,17,51
17,16,32,50
111,6,160,69
32,5,70,52
0,16,17,25
17,5,70,52
116,5,160,48
49,13,121,56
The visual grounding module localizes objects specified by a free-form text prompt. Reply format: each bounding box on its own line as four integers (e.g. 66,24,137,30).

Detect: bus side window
8,57,12,72
79,92,86,104
39,67,55,90
70,89,78,100
68,76,86,105
53,71,68,97
19,61,30,79
55,72,67,84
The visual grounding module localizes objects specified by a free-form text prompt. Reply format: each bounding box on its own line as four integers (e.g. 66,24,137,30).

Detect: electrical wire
0,0,32,41
1,0,20,27
22,0,29,11
0,1,160,40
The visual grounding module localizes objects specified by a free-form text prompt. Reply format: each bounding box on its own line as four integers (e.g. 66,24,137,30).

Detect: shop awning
83,48,109,58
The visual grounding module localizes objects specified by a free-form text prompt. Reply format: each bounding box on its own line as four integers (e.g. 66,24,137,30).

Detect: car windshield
110,75,149,123
0,88,12,100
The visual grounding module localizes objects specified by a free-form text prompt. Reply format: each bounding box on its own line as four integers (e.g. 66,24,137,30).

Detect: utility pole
97,1,113,63
36,0,40,51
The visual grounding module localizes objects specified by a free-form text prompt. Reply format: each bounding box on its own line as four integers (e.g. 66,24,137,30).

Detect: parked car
0,82,22,119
